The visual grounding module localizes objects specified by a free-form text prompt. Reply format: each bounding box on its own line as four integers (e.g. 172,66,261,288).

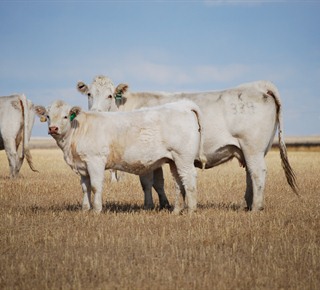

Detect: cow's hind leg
170,160,198,214
4,139,19,178
80,175,92,211
153,167,170,210
178,166,198,213
169,162,186,214
140,172,155,210
243,153,267,211
244,169,253,210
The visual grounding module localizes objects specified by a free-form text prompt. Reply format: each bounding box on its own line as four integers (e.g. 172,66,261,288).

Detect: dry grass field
0,147,319,289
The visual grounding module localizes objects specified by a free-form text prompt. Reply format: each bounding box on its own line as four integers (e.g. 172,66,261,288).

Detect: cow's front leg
80,175,92,211
87,160,106,213
139,172,155,210
153,167,170,210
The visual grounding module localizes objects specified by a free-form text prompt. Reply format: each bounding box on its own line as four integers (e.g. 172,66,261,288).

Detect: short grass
0,149,319,289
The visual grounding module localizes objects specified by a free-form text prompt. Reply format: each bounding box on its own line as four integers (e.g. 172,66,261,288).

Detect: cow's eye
87,93,91,97
107,95,112,99
64,116,68,119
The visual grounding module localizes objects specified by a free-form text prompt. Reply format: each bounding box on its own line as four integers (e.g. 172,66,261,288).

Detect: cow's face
77,75,118,112
35,100,73,139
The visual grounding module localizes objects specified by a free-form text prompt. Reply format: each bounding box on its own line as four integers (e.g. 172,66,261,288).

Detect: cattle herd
0,76,298,213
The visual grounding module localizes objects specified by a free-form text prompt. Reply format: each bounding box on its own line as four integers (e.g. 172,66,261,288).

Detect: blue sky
0,0,319,137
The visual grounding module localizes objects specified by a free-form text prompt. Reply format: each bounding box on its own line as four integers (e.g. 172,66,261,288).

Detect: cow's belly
195,135,245,169
111,157,170,175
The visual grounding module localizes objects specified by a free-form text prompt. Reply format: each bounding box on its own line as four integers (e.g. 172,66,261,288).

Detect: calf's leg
152,167,170,210
87,160,106,213
80,175,92,211
169,163,186,214
139,172,155,210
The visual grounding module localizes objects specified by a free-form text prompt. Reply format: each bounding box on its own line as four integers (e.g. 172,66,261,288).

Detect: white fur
0,94,36,177
36,100,205,213
78,76,297,211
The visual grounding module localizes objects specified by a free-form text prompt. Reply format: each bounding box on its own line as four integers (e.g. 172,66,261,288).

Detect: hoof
159,203,171,211
143,205,155,211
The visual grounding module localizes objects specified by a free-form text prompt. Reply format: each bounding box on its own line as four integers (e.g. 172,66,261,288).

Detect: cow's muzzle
48,126,59,135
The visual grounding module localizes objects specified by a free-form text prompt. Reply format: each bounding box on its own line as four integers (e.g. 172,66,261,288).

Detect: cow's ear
114,83,129,100
69,106,82,121
77,81,88,94
34,105,47,122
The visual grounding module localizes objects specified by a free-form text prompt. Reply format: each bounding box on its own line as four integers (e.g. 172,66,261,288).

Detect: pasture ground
0,148,319,289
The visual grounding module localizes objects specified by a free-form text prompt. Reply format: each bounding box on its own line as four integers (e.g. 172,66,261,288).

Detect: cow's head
77,75,118,112
35,100,79,140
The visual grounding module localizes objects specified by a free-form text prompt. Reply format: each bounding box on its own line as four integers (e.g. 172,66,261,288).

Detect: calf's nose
48,126,59,135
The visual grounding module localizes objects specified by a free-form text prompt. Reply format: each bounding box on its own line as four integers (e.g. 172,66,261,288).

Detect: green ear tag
70,113,76,121
115,92,122,100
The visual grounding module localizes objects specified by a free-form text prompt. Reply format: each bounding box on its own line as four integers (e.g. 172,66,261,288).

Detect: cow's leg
244,169,253,210
109,169,118,183
80,175,92,211
183,166,198,213
87,160,105,213
152,167,170,210
139,172,155,210
174,160,198,213
4,139,19,178
169,163,186,214
243,153,267,211
15,143,24,173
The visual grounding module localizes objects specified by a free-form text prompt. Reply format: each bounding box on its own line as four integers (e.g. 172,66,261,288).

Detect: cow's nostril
49,126,59,134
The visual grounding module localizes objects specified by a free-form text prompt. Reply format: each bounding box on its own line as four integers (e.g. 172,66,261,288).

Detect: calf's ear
34,105,47,122
77,81,88,94
69,106,82,121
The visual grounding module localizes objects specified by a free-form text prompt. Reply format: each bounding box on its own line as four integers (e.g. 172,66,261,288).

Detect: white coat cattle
78,76,122,183
0,94,37,177
77,76,298,211
35,100,206,214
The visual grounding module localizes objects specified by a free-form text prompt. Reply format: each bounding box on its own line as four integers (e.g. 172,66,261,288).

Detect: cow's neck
54,132,72,157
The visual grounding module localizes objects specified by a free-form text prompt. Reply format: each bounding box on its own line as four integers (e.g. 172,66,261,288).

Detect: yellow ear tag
40,116,47,122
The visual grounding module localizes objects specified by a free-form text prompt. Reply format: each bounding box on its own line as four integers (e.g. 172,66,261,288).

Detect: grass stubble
0,149,319,290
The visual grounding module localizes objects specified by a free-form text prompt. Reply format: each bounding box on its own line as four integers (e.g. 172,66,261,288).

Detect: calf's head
35,100,81,139
77,75,119,112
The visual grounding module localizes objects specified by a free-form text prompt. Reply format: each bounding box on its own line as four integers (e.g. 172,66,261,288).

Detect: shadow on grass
29,201,242,214
30,203,82,213
198,202,243,212
30,202,165,214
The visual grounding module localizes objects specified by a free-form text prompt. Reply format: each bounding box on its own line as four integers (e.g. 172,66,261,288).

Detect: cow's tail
265,83,298,195
19,95,38,173
190,102,207,170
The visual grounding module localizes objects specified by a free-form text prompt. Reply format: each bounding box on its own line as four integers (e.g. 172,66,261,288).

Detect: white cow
78,76,122,183
35,100,206,213
77,75,298,211
0,94,37,177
